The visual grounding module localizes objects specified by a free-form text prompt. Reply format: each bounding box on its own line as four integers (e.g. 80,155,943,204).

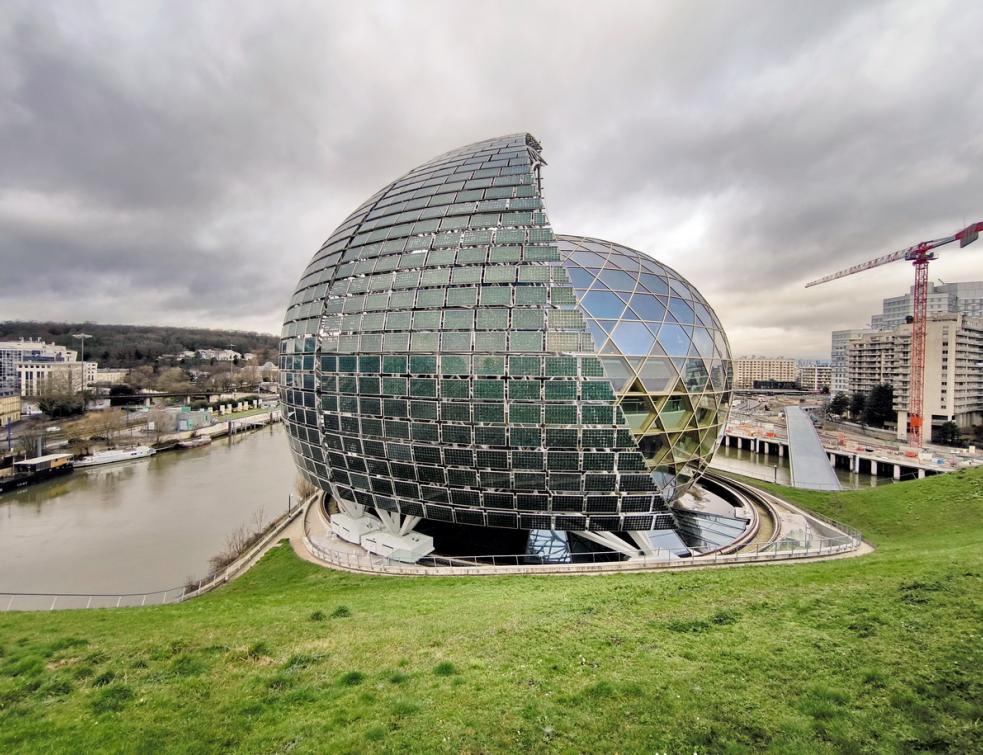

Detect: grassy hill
1,469,981,753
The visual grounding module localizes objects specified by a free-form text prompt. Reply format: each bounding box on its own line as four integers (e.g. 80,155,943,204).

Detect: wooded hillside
0,321,279,367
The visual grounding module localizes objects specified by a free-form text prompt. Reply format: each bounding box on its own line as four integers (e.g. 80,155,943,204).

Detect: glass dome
279,133,732,550
558,236,733,499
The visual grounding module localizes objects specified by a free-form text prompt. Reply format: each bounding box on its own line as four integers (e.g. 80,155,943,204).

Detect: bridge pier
871,460,877,476
918,468,926,479
893,464,901,480
778,444,784,457
724,436,730,447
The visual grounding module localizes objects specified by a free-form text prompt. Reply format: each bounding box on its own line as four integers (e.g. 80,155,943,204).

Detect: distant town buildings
17,361,86,397
0,393,19,428
196,348,241,362
732,356,797,389
831,329,872,394
870,281,983,330
798,364,832,392
831,279,983,438
95,368,129,385
0,339,77,395
845,313,983,436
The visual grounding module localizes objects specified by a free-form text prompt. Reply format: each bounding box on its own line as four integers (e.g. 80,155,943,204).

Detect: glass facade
557,236,733,498
280,134,730,539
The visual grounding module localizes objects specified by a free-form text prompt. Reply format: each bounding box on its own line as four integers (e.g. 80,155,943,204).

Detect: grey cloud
1,0,981,358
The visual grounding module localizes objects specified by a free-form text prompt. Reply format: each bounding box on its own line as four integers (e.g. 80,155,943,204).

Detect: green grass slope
1,469,981,753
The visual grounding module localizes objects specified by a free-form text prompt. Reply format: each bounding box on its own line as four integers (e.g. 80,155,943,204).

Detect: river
0,424,293,595
710,444,892,489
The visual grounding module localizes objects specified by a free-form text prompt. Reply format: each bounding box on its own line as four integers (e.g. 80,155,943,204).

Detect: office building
0,339,78,395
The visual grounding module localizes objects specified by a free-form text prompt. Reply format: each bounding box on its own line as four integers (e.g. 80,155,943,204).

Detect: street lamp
72,332,93,391
72,332,93,363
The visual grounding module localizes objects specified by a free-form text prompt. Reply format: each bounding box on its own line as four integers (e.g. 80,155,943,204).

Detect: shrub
340,671,364,686
331,606,352,619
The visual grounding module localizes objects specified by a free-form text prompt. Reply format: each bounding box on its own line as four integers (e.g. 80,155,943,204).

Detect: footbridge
784,407,842,491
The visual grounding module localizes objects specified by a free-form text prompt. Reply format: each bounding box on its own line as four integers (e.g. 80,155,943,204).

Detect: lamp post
72,332,93,390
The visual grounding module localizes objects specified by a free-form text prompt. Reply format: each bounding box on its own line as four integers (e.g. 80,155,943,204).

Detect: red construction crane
806,221,983,448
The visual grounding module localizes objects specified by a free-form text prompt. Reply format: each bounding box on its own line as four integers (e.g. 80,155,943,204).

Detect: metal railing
0,494,312,612
302,531,862,577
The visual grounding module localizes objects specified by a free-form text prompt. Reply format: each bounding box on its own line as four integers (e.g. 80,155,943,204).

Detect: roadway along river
0,424,293,595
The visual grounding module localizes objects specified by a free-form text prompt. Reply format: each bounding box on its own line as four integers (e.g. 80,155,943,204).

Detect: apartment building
798,364,832,392
847,313,983,438
732,356,797,389
831,329,873,394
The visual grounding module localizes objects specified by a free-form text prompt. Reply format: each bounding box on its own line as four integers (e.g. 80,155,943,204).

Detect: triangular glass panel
668,297,696,325
638,358,677,392
611,321,655,356
639,273,670,296
599,356,633,391
618,395,657,433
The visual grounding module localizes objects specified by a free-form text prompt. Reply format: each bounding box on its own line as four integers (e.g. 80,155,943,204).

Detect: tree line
828,384,964,446
0,321,278,368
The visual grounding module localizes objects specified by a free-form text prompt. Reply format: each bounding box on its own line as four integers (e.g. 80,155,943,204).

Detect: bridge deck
785,407,841,491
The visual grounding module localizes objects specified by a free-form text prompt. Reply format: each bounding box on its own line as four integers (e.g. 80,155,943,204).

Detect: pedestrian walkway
785,407,841,491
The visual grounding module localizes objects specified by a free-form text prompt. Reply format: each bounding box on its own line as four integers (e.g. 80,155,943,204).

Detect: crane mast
805,221,982,448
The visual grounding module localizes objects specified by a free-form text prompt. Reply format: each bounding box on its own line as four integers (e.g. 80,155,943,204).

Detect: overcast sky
2,1,981,357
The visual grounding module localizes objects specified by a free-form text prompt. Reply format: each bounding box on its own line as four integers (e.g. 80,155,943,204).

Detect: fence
302,527,862,578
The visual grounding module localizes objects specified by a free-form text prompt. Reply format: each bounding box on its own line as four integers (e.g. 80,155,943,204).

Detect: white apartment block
831,329,873,394
847,313,983,439
732,356,797,389
798,365,832,391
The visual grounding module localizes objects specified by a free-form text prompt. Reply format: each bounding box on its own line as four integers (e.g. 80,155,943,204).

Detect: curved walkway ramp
785,407,841,491
297,480,867,577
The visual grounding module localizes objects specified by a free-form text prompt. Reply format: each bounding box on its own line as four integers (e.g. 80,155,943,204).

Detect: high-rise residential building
798,364,832,391
731,356,797,389
831,329,873,394
870,281,983,330
0,339,78,395
847,313,983,438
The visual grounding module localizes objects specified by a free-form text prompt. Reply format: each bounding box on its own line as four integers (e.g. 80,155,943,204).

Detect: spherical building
557,237,732,501
280,134,732,561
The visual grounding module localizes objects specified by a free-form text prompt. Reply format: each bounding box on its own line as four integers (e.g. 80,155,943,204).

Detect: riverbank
0,468,980,752
0,424,293,594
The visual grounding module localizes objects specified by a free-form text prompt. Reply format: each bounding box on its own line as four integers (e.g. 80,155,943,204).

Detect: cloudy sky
2,1,981,357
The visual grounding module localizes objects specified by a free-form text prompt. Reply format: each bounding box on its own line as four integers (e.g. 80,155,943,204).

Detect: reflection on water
710,445,893,489
0,425,293,594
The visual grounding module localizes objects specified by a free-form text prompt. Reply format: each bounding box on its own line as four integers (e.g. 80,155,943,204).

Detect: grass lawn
1,468,981,753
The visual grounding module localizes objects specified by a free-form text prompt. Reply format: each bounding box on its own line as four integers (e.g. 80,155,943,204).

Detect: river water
0,425,293,595
710,444,892,489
